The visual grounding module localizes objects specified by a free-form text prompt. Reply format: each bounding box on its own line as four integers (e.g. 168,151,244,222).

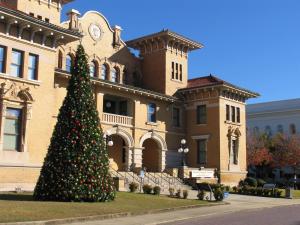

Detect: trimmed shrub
183,190,189,199
257,178,267,187
244,177,257,187
176,189,181,198
169,187,175,197
129,182,139,193
143,184,153,194
232,186,238,193
153,186,161,195
273,188,282,197
214,188,224,201
197,190,205,200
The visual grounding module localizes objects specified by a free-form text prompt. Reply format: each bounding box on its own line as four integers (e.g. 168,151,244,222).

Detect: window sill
196,123,207,126
171,79,183,83
225,120,241,126
146,122,158,126
0,73,41,86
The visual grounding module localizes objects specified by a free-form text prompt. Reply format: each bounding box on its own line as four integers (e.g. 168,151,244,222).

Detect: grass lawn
279,189,300,198
0,192,209,223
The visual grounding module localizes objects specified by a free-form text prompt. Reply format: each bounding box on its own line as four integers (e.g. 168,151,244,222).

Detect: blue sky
62,0,300,103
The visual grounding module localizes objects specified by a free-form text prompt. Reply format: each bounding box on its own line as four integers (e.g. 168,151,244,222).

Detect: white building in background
247,98,300,137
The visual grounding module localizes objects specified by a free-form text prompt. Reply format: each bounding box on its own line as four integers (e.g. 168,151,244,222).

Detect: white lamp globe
184,148,189,153
108,140,114,147
181,139,186,145
178,148,183,153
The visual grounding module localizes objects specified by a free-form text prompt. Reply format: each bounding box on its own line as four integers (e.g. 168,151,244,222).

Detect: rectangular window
237,107,240,123
197,139,207,165
179,64,182,81
172,107,180,127
11,50,23,77
171,62,174,79
231,106,236,122
175,63,178,80
0,46,5,73
28,54,38,80
147,103,156,123
197,105,207,124
226,105,230,121
3,108,22,152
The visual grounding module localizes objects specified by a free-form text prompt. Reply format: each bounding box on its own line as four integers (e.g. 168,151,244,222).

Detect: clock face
89,24,102,41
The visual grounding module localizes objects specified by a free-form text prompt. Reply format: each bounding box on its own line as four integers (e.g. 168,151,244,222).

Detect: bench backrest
263,183,276,189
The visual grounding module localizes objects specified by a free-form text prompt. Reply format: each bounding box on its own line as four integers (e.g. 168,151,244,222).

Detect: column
5,47,12,75
96,92,104,119
132,147,143,170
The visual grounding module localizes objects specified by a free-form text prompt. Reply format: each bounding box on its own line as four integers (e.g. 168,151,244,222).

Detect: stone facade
0,0,258,190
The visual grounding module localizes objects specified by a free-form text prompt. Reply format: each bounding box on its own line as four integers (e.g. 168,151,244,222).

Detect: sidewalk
70,195,300,225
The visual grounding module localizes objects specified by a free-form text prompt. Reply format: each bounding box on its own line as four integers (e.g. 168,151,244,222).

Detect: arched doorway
139,131,168,172
142,139,160,172
104,127,134,171
108,134,127,171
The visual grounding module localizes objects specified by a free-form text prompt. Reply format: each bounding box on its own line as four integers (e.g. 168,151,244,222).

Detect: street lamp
178,139,189,167
104,134,114,147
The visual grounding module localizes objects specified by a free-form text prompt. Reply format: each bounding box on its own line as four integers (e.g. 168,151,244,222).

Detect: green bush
232,186,238,193
129,182,139,193
183,190,189,199
256,187,263,196
197,190,205,200
257,178,266,187
244,177,257,187
273,188,282,197
176,189,181,198
153,186,161,195
214,188,224,201
169,187,175,197
143,184,153,194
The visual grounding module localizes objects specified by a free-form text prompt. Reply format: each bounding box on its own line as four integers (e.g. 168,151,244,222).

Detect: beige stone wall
0,5,250,190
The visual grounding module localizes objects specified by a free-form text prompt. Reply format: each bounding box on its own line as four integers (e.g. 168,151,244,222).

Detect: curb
0,202,229,225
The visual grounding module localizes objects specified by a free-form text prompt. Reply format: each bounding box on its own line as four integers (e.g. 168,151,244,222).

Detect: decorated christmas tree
34,45,116,202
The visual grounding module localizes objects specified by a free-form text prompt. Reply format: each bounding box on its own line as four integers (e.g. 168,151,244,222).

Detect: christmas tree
34,45,116,202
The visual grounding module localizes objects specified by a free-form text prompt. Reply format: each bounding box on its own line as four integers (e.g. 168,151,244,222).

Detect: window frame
3,108,22,152
197,139,207,165
236,107,240,123
147,103,157,123
66,54,73,73
28,53,38,80
11,49,23,78
0,45,6,73
89,61,97,78
231,106,236,123
196,104,207,125
172,107,180,127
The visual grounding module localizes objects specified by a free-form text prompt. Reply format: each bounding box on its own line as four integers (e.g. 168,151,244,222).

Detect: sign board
190,170,215,178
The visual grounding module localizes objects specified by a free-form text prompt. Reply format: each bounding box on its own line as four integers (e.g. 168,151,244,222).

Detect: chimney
113,25,122,49
67,9,80,31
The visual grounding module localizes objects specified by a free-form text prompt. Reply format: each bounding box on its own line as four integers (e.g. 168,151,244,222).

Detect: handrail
144,172,160,186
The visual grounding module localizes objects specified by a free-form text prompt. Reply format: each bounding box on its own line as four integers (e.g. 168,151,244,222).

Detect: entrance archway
139,131,168,172
142,139,160,172
104,127,134,171
108,135,127,171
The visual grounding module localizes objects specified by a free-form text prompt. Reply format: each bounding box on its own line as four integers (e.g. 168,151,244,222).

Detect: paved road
70,195,300,225
161,205,300,225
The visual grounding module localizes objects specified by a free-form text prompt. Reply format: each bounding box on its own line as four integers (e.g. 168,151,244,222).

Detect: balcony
102,113,133,126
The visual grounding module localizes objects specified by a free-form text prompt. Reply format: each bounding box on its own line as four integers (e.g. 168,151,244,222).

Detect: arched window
290,124,296,135
58,50,63,69
277,125,284,134
89,61,97,77
265,126,272,137
66,54,73,73
111,67,119,83
101,64,108,80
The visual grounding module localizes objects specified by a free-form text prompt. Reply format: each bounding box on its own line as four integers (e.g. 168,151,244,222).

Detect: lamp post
178,139,189,167
104,134,114,148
